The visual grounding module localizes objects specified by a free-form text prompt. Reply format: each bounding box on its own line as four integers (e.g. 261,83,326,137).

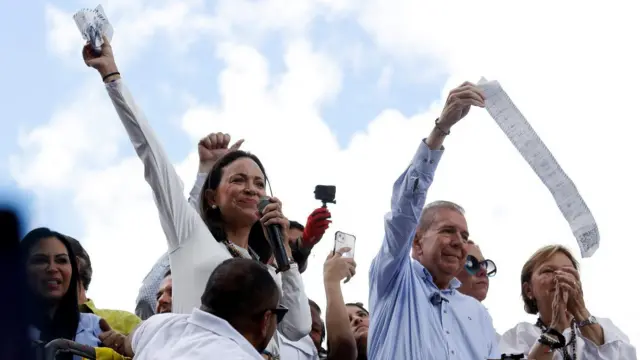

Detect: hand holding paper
73,4,113,54
437,81,486,131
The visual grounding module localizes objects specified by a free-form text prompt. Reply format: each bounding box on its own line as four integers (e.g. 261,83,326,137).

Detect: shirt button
451,350,455,354
446,330,450,334
443,310,447,314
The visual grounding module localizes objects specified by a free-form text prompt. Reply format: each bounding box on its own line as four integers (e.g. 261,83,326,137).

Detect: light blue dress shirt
367,141,500,360
30,312,102,360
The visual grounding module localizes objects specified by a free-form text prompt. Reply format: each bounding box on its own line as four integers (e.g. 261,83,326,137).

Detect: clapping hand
549,281,571,332
554,267,589,319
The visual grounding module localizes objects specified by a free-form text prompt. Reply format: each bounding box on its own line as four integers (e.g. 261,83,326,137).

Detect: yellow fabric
85,347,131,360
81,299,141,335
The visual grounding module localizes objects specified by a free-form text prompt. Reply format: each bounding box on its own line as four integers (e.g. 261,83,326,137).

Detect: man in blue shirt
368,82,500,359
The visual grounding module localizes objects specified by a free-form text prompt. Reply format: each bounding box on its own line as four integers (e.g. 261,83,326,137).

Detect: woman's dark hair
21,227,81,346
198,150,273,263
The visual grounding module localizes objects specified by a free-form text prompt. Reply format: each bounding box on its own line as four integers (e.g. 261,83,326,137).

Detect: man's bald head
415,200,465,238
201,258,280,327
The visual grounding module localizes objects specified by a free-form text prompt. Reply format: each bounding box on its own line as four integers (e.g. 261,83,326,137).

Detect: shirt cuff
104,78,122,89
411,139,444,176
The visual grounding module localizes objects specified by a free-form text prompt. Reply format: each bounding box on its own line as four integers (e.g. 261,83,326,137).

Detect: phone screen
334,231,356,258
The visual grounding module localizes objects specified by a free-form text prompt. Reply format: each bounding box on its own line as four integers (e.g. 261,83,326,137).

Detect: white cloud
13,0,640,351
9,81,121,191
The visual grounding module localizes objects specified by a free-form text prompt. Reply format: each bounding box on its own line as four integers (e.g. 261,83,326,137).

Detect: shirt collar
80,299,97,314
411,259,461,291
188,308,262,358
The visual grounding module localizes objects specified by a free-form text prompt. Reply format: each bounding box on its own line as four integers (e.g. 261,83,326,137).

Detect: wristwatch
575,315,598,327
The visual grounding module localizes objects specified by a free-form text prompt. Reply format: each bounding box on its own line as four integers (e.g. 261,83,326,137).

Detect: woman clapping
499,245,636,359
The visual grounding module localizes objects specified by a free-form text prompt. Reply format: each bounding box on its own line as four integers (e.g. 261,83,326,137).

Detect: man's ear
204,189,217,207
260,311,271,338
411,232,423,257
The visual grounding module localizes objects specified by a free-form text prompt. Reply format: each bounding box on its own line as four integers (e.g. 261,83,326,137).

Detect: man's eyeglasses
464,255,497,277
256,304,288,323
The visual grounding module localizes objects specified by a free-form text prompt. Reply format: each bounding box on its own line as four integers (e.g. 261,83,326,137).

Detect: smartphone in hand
334,231,356,258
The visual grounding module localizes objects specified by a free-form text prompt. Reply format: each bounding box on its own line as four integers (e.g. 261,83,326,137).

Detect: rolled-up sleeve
369,140,443,295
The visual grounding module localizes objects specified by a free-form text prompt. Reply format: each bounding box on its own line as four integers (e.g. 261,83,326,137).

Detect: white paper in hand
73,4,113,53
477,77,599,258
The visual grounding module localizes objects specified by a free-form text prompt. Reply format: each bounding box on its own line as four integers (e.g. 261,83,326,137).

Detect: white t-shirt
279,333,319,360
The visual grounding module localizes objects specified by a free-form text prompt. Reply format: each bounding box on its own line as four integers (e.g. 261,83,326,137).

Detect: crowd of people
14,36,638,360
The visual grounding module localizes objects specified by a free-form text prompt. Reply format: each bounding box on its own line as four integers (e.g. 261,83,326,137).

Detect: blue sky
0,0,446,234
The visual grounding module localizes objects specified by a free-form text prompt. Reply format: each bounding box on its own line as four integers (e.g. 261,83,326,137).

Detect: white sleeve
580,317,637,360
276,264,312,341
105,80,203,251
188,172,208,214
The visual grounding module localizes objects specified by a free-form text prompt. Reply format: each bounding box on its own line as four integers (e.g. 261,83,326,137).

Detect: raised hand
301,207,332,247
437,81,486,132
82,36,118,79
324,248,356,284
554,267,589,319
198,132,244,173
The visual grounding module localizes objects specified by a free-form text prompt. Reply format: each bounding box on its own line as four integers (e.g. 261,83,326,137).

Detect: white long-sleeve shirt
499,317,637,360
105,79,311,353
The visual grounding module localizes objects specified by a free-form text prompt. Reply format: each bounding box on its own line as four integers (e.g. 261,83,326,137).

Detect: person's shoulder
79,312,102,326
133,313,188,346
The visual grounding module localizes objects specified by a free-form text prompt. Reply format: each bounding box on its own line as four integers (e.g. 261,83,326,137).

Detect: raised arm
82,38,201,251
324,250,358,360
369,81,487,296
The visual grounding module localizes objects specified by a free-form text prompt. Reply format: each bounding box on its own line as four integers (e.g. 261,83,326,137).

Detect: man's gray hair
416,200,465,236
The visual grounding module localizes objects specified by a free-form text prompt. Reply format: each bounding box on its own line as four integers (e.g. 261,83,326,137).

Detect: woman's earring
211,204,217,210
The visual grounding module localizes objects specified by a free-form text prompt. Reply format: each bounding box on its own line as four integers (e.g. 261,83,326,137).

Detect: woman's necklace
535,318,577,360
223,240,260,261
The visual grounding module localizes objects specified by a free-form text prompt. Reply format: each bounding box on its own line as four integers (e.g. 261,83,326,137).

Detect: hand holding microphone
258,196,291,273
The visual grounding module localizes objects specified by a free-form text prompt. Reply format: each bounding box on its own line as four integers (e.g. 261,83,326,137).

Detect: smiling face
457,244,489,301
413,208,469,286
206,157,267,227
26,236,73,301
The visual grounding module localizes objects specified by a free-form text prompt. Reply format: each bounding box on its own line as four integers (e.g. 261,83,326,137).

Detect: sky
2,0,639,350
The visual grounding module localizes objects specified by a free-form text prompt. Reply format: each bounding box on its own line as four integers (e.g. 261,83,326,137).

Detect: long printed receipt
73,4,113,53
477,78,599,258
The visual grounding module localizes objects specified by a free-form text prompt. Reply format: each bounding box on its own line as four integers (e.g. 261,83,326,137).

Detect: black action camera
314,185,336,207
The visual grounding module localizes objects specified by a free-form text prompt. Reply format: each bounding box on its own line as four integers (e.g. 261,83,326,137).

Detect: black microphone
258,197,290,273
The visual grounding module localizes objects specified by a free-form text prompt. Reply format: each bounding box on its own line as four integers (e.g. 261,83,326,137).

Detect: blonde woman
499,245,636,359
